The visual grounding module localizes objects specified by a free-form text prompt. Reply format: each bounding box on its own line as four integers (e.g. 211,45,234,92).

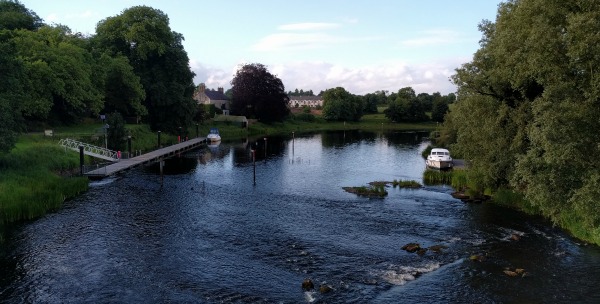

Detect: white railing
58,138,118,161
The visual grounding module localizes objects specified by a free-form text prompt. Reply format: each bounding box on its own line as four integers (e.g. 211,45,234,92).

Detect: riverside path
84,137,207,179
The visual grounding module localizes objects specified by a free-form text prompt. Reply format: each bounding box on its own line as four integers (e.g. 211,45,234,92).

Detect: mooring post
79,145,84,175
252,149,256,185
196,123,199,138
157,131,161,148
127,136,132,159
264,137,267,159
160,159,164,185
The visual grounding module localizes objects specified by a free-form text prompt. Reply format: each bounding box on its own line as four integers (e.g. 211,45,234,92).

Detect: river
1,130,599,303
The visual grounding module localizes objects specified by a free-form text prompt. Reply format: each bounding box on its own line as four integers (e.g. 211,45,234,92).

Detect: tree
444,0,600,235
322,87,363,121
0,0,43,31
94,6,196,132
12,25,103,124
230,63,290,122
384,87,427,122
99,54,147,118
106,112,126,151
0,33,25,152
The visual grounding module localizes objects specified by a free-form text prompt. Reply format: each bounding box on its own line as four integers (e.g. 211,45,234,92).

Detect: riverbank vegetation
437,0,600,245
0,135,88,226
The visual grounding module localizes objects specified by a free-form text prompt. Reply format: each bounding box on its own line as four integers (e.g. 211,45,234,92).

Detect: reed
423,170,453,185
392,179,422,188
0,136,88,225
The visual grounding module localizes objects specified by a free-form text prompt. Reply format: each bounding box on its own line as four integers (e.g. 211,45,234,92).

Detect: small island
343,180,422,198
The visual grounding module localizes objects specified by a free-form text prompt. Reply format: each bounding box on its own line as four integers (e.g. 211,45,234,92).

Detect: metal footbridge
59,138,118,161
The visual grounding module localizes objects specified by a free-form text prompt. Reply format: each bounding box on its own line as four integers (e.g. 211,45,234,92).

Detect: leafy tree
361,93,381,114
99,54,147,118
0,34,25,152
431,97,449,122
384,87,427,122
12,25,103,124
322,87,363,121
0,0,43,31
230,63,290,122
94,6,196,132
106,112,126,151
444,0,600,235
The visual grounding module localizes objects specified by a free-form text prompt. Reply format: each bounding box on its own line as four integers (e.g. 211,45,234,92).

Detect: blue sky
21,0,501,95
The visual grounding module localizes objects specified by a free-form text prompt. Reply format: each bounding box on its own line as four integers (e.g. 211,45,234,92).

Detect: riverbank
0,114,437,230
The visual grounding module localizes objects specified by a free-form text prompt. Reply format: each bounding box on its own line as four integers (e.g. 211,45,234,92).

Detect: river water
1,130,599,303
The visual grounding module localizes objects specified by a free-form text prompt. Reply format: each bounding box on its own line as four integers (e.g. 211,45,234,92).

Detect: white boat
207,128,221,143
426,148,453,169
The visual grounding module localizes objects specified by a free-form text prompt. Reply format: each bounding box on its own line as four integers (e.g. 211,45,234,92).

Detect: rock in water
302,278,314,291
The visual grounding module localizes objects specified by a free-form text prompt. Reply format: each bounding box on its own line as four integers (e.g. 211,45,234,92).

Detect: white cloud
192,59,464,96
278,22,340,31
400,29,462,47
251,32,339,51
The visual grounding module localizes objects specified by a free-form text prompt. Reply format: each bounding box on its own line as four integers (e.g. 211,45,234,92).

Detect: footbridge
59,138,118,161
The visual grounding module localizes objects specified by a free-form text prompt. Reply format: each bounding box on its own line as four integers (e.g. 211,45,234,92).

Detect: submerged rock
319,284,333,294
428,244,448,253
401,243,421,253
302,278,314,291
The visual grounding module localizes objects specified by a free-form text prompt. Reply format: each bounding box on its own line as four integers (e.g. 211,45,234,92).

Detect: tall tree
230,63,290,122
384,87,427,122
94,6,196,132
99,54,147,118
445,0,600,237
322,87,363,121
0,0,43,31
0,33,25,152
12,25,103,124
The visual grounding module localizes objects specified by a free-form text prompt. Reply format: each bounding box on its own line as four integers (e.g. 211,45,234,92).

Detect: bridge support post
79,145,84,175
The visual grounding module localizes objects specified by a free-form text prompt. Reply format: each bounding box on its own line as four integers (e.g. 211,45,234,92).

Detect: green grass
392,179,422,188
0,135,88,225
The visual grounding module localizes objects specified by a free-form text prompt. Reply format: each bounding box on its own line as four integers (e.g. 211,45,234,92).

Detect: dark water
1,130,599,303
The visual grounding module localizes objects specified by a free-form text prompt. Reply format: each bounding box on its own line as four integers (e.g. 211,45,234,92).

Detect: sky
21,0,501,95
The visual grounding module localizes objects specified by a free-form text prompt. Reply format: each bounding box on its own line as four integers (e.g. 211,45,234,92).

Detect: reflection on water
1,130,599,303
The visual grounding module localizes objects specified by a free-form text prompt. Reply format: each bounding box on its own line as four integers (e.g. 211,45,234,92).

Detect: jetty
84,137,206,179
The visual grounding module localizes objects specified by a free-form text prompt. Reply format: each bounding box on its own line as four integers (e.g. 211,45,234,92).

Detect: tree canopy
384,87,428,122
94,5,196,132
443,0,600,239
322,87,363,121
230,63,290,123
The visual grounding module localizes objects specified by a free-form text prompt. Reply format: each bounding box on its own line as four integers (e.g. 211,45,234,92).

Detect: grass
392,179,422,188
0,135,88,225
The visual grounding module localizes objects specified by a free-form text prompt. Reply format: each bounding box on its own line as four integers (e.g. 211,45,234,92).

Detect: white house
288,96,323,108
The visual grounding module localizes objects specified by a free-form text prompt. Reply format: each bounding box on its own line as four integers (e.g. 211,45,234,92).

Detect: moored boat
207,128,221,143
426,148,453,169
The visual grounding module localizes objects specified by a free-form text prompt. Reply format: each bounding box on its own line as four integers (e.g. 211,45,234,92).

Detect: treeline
0,0,199,152
288,86,455,123
439,0,600,244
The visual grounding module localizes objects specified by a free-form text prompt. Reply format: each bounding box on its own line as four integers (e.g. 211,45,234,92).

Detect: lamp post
103,124,109,149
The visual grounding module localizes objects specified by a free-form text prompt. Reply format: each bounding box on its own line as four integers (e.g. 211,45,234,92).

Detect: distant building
193,83,230,114
289,95,323,108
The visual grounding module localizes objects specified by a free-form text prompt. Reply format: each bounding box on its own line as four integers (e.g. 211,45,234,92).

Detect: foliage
288,88,314,96
13,26,104,124
0,136,88,225
392,179,422,188
230,63,290,123
0,32,25,153
442,0,600,243
0,0,43,31
384,87,428,122
423,170,454,185
106,112,127,151
99,54,147,118
94,5,197,133
322,87,363,121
